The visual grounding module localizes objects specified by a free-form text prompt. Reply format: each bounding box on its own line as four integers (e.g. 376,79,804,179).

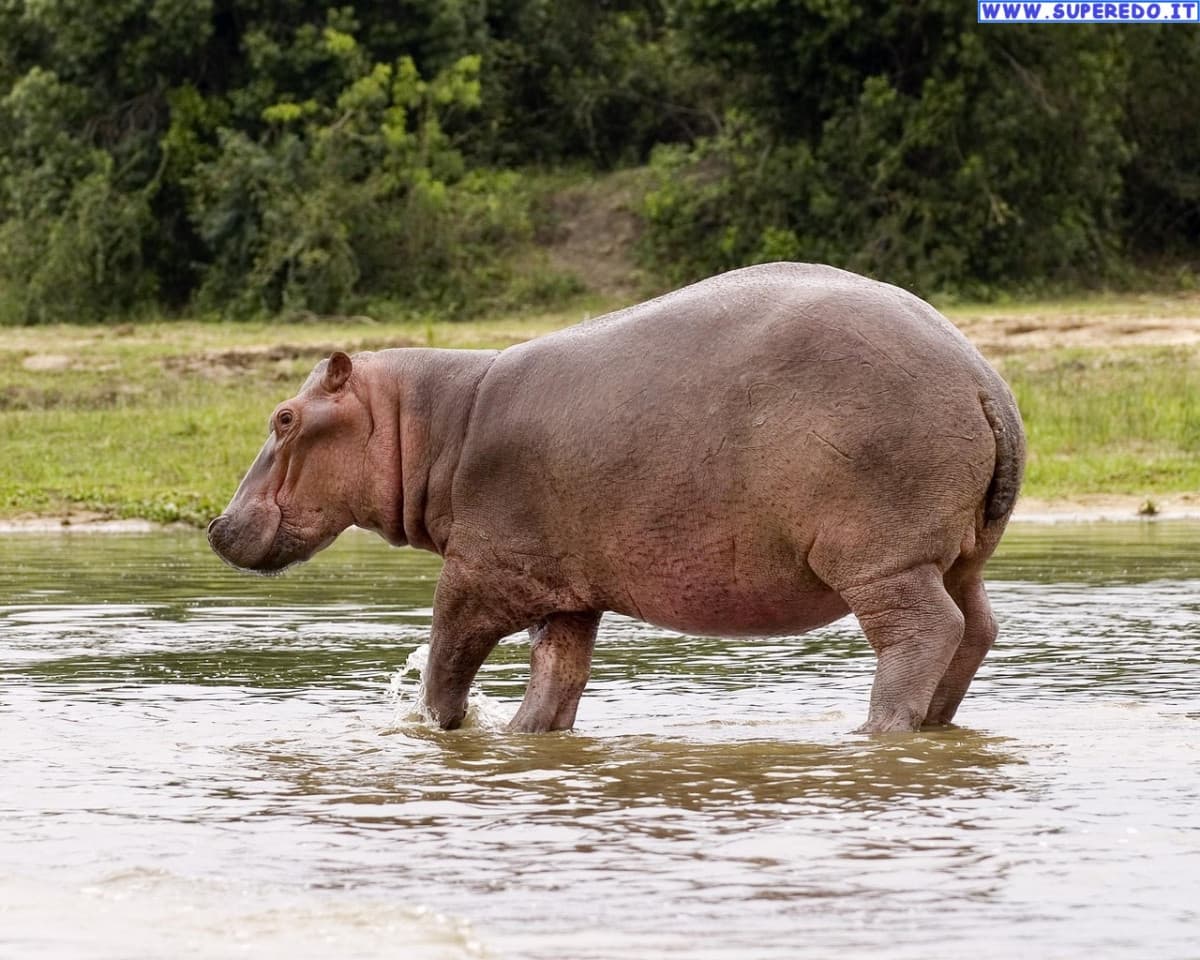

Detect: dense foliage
642,0,1200,297
1,0,1197,322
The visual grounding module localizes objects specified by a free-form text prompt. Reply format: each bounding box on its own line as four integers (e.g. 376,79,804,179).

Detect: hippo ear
323,351,352,393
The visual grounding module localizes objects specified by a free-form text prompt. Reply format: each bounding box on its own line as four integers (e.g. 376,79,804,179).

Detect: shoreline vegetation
3,290,1200,530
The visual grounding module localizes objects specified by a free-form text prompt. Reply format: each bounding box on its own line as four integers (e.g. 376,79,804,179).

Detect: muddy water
1,523,1198,959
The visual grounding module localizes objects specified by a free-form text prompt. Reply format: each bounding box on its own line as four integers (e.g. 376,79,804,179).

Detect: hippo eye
277,410,294,429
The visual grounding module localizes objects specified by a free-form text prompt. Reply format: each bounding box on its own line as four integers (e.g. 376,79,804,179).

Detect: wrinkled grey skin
209,263,1025,734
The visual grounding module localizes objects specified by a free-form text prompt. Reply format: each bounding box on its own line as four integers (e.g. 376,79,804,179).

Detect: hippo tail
980,391,1025,527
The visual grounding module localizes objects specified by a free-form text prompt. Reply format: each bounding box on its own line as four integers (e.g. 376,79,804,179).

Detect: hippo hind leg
841,564,966,733
509,612,600,733
925,576,998,726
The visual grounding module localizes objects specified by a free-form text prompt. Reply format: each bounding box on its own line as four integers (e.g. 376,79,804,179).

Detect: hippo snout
207,508,284,572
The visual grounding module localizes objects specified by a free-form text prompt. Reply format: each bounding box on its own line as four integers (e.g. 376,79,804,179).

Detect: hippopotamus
208,263,1024,734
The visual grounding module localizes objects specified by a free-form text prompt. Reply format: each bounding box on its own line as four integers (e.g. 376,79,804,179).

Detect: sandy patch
22,353,74,371
160,339,418,381
0,519,164,534
1012,493,1200,523
0,510,174,534
950,298,1200,354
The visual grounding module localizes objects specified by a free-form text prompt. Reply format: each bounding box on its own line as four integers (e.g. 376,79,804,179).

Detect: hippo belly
601,533,852,637
627,582,851,638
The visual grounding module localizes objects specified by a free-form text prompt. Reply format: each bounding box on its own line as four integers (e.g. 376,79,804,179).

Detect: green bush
0,4,564,323
187,43,539,317
642,11,1137,298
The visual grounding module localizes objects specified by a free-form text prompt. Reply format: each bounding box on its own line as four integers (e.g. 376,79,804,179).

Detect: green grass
997,347,1200,499
2,299,1199,524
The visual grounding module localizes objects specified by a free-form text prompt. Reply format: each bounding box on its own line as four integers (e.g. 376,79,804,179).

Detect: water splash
387,643,513,732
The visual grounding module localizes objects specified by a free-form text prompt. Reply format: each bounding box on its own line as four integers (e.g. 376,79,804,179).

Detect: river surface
1,523,1198,959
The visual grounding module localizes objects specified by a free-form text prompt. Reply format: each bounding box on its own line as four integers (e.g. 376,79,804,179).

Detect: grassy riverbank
2,294,1199,527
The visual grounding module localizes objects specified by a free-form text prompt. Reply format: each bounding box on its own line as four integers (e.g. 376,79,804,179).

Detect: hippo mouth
208,513,335,576
260,525,340,574
241,524,310,576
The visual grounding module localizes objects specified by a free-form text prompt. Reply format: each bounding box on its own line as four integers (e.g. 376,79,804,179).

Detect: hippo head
208,351,371,574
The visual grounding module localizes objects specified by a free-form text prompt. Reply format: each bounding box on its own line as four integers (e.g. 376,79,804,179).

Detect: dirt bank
4,495,1199,534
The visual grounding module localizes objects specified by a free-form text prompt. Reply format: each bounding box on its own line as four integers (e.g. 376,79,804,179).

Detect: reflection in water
995,519,1200,582
1,524,1199,959
255,726,1021,820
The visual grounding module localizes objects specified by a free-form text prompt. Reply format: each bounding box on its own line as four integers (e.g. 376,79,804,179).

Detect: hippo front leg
509,612,600,733
423,571,524,730
423,625,503,730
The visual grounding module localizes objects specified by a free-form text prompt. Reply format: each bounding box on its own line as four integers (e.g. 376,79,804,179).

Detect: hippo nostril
207,515,227,544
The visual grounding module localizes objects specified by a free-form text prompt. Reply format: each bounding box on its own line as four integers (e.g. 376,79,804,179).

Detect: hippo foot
506,710,574,734
507,688,584,732
854,707,925,734
423,692,468,731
